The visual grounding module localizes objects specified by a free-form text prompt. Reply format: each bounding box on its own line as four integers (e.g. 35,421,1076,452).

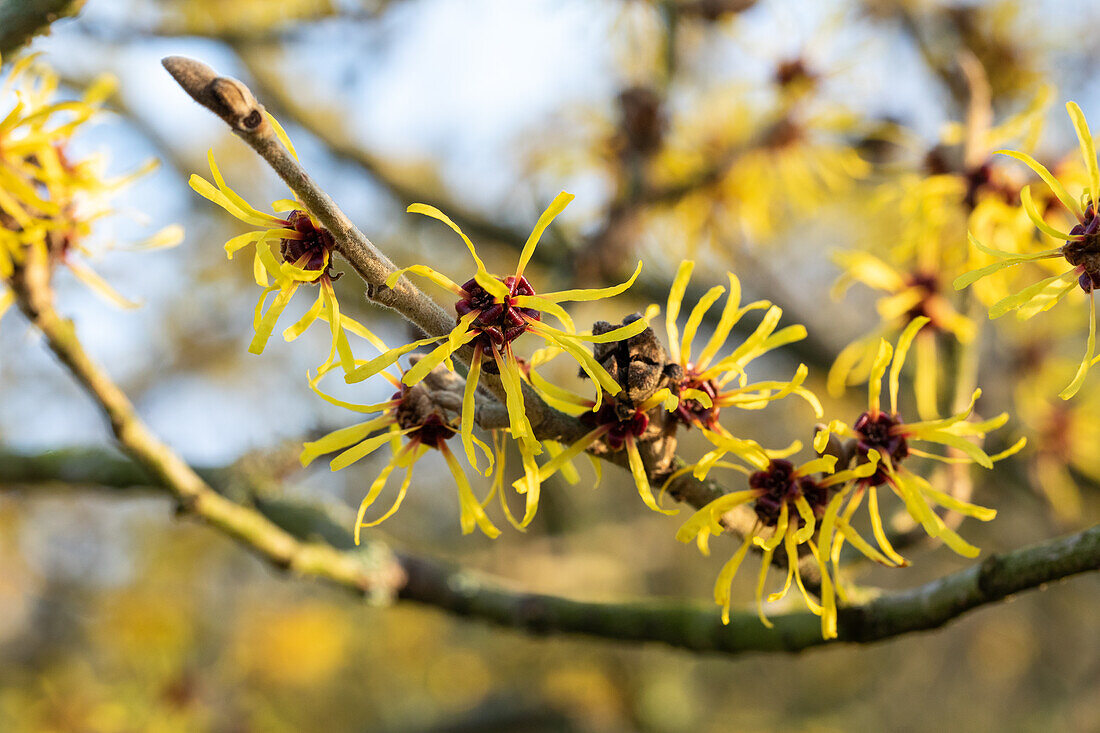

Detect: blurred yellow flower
0,53,180,319
957,101,1100,399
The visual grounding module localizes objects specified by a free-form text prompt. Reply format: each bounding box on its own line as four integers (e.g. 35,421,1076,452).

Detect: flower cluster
814,318,1023,560
345,193,646,526
677,452,880,637
678,318,1020,637
301,355,500,542
185,108,1026,642
828,85,1052,414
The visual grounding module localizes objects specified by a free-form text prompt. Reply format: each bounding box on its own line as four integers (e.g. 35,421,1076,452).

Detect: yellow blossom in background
957,102,1100,399
232,602,352,688
828,250,974,417
0,53,181,320
828,85,1053,413
651,92,869,254
1013,358,1100,523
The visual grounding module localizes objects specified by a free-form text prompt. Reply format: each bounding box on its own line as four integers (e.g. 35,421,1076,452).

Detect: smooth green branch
3,446,1096,655
399,523,1100,653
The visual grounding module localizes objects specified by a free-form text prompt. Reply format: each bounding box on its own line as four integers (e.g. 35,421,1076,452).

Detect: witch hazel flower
813,317,1025,562
347,192,647,526
189,115,381,375
301,356,500,542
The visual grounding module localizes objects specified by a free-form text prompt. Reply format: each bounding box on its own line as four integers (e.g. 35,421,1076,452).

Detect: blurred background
0,0,1098,730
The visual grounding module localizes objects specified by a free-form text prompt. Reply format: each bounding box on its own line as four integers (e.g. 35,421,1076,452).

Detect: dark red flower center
1063,204,1100,292
672,369,721,430
455,275,541,351
749,459,828,527
774,58,816,91
852,411,909,486
583,401,649,451
904,272,941,326
280,210,337,283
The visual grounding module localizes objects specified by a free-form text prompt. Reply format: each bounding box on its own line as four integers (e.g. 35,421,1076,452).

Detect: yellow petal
265,110,299,161
626,438,677,515
407,202,492,278
491,348,537,450
867,339,893,414
515,191,573,279
755,548,775,628
402,330,474,385
990,270,1078,320
540,260,642,303
996,149,1082,218
462,345,485,474
355,459,398,545
511,295,574,331
1060,294,1096,400
283,288,325,341
385,264,463,294
681,284,726,363
1021,185,1076,240
567,317,651,343
443,444,500,538
67,260,140,309
344,337,440,384
714,538,752,625
1067,102,1100,209
867,487,907,566
792,495,817,543
666,260,695,364
250,283,300,354
332,429,411,471
889,316,929,413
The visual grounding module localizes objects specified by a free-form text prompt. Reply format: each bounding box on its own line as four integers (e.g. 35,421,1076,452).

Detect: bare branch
8,245,406,601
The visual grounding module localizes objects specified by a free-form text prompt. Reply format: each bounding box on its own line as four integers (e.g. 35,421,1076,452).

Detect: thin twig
8,245,406,600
